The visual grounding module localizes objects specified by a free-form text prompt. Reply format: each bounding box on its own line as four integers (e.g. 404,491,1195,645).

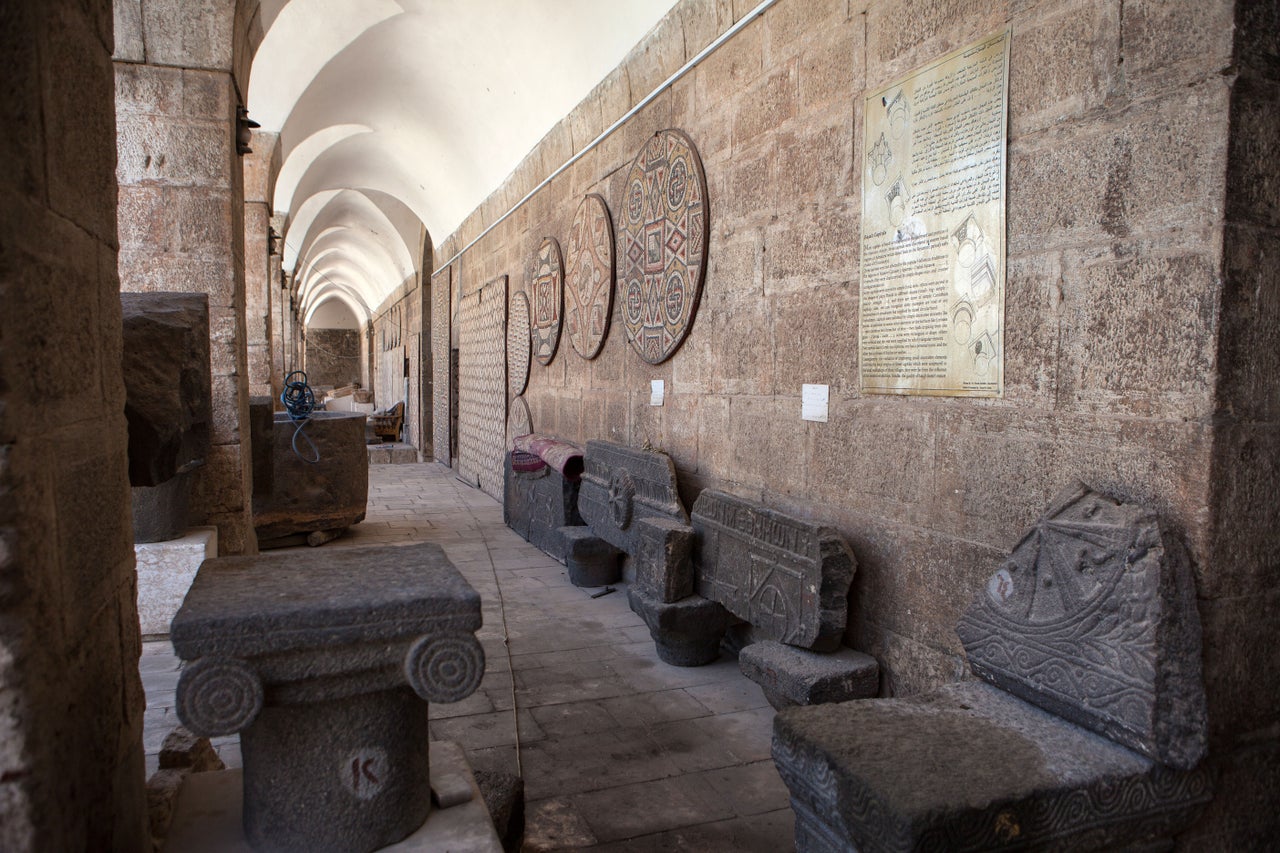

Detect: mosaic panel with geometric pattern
508,289,531,397
458,275,507,499
530,237,563,365
431,266,451,464
564,193,615,360
617,129,708,365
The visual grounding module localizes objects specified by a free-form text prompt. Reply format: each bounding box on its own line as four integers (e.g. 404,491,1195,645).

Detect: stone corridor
141,462,793,851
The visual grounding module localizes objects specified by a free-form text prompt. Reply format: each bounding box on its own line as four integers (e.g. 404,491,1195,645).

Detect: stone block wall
371,274,427,449
0,1,147,849
306,328,363,388
114,1,256,554
434,0,1277,843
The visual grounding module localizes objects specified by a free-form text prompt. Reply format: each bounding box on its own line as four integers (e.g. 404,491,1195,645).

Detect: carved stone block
171,543,484,852
634,516,694,603
956,484,1208,769
627,587,730,667
504,450,583,562
561,526,621,588
578,440,688,556
692,489,855,651
739,641,878,709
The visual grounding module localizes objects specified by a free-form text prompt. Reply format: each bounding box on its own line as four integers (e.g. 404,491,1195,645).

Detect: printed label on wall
859,30,1009,397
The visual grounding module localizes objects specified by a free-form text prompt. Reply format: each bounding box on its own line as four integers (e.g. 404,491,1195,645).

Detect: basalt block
692,489,855,651
628,586,730,667
504,441,584,562
560,526,620,588
633,516,695,603
578,440,688,556
739,641,879,709
171,543,484,853
956,484,1208,770
120,292,212,488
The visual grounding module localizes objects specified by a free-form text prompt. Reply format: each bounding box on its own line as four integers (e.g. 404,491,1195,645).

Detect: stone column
244,131,278,402
114,2,256,553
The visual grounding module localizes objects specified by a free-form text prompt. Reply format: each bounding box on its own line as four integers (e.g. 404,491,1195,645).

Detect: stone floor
141,461,794,851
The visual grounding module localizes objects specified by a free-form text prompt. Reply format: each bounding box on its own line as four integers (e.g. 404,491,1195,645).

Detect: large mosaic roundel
618,129,708,365
508,289,531,397
530,237,563,365
565,194,615,360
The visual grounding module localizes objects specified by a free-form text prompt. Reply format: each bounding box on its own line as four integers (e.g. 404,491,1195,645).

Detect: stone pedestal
136,527,217,636
738,641,878,709
628,587,730,667
560,527,621,587
171,543,484,853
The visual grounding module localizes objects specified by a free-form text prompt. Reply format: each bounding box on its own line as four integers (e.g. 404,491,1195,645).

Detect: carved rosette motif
565,193,615,359
508,289,531,397
617,129,708,365
405,633,485,704
176,656,264,737
529,237,563,365
607,469,636,529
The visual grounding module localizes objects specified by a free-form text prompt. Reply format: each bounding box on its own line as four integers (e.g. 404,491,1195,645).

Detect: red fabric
513,434,585,482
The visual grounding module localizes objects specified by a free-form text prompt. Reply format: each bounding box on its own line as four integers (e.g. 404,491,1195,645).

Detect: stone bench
772,485,1213,851
171,542,485,852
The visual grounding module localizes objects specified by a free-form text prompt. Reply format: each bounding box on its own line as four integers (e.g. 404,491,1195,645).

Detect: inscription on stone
343,747,387,800
859,30,1009,397
692,490,855,650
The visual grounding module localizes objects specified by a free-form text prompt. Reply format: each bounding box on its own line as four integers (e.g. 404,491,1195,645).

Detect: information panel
859,30,1010,397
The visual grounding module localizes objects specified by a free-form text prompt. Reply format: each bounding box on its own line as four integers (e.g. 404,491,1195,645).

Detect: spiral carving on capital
404,633,485,704
176,656,263,737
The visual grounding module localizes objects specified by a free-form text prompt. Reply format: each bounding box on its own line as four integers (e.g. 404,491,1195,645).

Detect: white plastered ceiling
248,0,679,326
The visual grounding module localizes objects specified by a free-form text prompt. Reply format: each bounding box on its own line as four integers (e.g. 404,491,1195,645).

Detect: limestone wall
435,0,1277,843
0,1,147,849
372,275,427,450
305,329,363,389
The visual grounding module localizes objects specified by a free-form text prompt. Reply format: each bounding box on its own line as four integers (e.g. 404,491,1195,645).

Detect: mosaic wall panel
617,129,708,365
565,193,615,359
432,267,451,464
507,395,533,448
508,289,531,397
458,275,507,499
530,237,563,365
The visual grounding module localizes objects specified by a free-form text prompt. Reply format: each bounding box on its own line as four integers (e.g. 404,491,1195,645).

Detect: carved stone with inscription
772,485,1212,852
578,440,689,556
171,543,484,853
692,490,855,651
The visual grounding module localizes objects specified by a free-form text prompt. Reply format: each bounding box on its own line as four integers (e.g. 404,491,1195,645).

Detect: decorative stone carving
508,289,531,397
617,129,708,364
530,238,563,365
565,193,615,359
956,484,1208,769
578,440,688,556
171,543,483,853
692,490,855,651
739,641,878,709
634,516,695,603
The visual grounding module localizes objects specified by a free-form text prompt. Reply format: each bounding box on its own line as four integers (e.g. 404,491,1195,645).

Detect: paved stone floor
141,461,794,851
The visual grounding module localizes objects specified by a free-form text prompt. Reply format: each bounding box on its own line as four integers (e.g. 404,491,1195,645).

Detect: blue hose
281,371,320,464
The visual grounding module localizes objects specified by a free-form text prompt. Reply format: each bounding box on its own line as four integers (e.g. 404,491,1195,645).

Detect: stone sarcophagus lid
578,439,689,555
692,489,855,652
171,543,484,853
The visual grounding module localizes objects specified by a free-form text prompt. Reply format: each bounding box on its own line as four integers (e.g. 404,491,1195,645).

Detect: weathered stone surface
504,449,583,561
692,490,855,651
171,543,484,852
136,526,217,634
252,411,369,544
628,587,730,667
248,396,273,498
131,473,191,544
773,682,1213,853
561,527,621,588
159,726,224,772
739,641,879,709
473,769,525,853
957,484,1208,770
634,516,695,603
578,440,688,556
120,292,212,488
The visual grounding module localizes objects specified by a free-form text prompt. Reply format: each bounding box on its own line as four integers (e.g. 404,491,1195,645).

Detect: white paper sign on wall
650,379,665,406
802,384,829,422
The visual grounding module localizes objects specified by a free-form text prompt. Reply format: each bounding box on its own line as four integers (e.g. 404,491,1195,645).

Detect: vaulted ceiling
246,0,679,324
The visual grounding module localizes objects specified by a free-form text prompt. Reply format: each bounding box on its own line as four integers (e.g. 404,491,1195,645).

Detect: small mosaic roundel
506,395,533,449
565,194,615,360
508,289,531,397
529,237,563,365
618,129,708,365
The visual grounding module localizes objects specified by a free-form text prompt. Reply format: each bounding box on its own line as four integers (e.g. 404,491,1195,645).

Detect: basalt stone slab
561,527,620,588
132,471,191,544
121,292,212,487
504,449,584,562
578,440,688,556
634,516,694,603
628,586,730,667
171,543,484,853
249,395,273,498
692,490,855,651
956,484,1208,770
739,641,879,709
772,682,1212,853
253,411,369,544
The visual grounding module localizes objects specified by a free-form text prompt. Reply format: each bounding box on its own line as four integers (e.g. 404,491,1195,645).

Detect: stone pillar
244,130,278,402
114,2,256,554
0,1,147,849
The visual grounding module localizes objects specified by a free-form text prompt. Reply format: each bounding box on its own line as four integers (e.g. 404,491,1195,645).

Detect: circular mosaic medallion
617,129,708,365
508,289,531,397
529,237,563,365
506,395,533,449
565,194,615,360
